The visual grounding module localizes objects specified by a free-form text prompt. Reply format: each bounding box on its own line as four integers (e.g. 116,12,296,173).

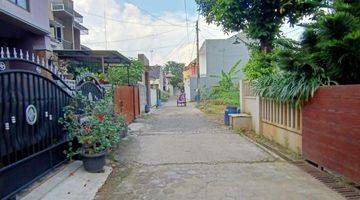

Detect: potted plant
60,92,124,172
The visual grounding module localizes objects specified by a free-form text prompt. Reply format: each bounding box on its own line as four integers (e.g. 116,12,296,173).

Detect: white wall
138,83,147,113
184,78,191,101
199,42,207,77
150,88,157,107
240,80,261,133
199,33,250,89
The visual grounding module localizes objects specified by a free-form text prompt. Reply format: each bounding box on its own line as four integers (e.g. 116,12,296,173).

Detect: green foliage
163,61,185,88
301,0,360,84
66,61,102,77
199,86,213,101
243,49,276,80
107,58,144,85
209,61,241,106
160,90,170,102
59,91,126,156
252,69,332,106
251,37,334,104
248,0,360,103
196,0,321,51
94,72,107,82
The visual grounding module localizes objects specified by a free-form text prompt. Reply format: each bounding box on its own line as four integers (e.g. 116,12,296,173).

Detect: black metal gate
0,48,103,199
76,72,104,100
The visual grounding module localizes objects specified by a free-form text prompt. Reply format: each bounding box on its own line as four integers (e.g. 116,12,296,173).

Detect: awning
54,50,131,64
55,50,132,83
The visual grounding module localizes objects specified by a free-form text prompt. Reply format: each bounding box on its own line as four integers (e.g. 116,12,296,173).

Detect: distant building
199,33,249,87
148,65,163,90
183,59,198,101
0,0,52,58
49,0,88,50
164,72,175,95
184,33,249,101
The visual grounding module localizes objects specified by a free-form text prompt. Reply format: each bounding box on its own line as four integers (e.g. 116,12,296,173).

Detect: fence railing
0,47,67,83
243,81,255,97
261,98,301,133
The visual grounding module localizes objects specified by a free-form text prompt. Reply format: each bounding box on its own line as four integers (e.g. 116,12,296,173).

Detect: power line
117,41,189,53
163,34,190,62
78,8,188,27
125,0,187,27
82,28,183,44
184,0,190,44
189,29,197,63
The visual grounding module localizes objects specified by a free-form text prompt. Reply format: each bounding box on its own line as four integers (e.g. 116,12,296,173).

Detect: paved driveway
96,98,344,200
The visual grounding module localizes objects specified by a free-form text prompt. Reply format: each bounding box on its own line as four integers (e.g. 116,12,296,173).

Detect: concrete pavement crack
128,158,282,168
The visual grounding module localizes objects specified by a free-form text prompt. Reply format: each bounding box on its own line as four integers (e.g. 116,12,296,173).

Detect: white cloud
74,0,229,65
74,0,303,65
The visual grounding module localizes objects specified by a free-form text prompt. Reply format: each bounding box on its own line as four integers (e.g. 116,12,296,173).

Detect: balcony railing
62,39,73,50
74,11,83,23
74,22,88,35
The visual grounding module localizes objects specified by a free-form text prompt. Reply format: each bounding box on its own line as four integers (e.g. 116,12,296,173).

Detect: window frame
8,0,30,12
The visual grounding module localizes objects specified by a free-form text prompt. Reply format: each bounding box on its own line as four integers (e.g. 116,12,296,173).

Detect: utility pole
196,20,200,104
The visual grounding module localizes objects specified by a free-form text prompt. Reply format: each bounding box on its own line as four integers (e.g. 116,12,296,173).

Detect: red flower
98,114,105,122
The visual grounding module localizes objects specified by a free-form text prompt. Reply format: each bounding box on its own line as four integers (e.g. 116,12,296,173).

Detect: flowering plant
60,91,126,156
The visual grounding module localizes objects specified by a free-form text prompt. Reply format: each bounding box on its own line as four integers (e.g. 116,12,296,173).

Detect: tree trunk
260,39,272,53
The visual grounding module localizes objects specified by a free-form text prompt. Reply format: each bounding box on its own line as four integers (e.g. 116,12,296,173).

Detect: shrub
243,49,275,80
209,61,240,106
59,91,126,156
107,59,144,85
251,0,360,104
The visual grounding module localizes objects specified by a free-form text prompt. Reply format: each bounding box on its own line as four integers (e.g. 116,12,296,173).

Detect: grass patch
196,100,227,124
197,100,226,115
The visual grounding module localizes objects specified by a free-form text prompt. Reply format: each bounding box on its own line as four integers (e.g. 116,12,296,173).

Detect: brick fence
302,85,360,184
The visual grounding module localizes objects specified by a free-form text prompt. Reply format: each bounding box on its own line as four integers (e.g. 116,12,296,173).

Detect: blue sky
121,0,198,16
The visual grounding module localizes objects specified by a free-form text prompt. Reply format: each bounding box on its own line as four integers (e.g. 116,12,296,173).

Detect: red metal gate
114,85,140,124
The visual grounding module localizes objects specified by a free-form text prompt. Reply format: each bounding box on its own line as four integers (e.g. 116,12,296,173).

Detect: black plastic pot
82,151,106,173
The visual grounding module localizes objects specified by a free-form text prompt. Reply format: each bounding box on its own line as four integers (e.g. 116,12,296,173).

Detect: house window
8,0,29,10
56,27,62,42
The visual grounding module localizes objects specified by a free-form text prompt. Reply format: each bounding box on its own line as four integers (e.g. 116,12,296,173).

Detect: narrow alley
95,97,344,200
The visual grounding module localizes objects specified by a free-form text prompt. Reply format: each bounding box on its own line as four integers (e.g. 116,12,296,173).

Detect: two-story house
0,0,88,60
49,0,88,50
0,0,52,58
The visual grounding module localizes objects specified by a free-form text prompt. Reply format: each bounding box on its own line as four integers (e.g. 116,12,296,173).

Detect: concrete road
96,98,344,200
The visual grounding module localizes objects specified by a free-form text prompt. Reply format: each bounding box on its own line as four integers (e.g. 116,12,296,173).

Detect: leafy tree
251,0,360,104
163,61,185,89
107,58,144,85
243,48,276,80
301,0,360,84
196,0,321,52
